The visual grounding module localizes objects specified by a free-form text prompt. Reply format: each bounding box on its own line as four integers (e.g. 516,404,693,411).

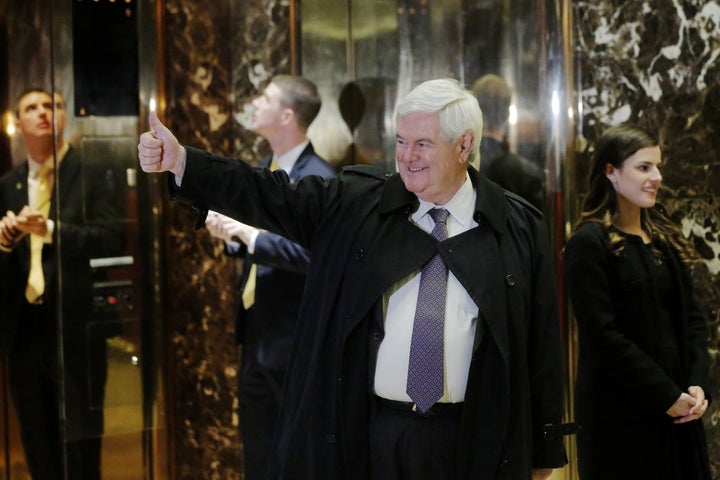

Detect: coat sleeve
680,264,712,401
524,208,568,468
172,147,338,252
563,223,682,413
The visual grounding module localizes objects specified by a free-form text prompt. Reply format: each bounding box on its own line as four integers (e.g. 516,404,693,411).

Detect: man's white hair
396,78,483,166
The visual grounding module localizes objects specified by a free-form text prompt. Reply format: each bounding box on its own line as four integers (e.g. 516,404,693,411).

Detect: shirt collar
379,166,508,234
28,142,69,177
412,172,476,228
275,140,309,173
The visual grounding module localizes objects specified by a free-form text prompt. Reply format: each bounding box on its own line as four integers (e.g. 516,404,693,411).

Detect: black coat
564,221,711,480
174,147,568,479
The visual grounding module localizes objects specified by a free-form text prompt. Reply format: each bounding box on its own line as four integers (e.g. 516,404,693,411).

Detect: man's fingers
138,136,164,172
149,110,173,142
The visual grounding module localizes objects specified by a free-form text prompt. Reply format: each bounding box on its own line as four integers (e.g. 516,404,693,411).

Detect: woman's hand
666,386,708,423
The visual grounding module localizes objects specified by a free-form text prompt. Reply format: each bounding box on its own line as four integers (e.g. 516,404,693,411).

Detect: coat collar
261,143,317,182
288,143,316,179
378,165,508,234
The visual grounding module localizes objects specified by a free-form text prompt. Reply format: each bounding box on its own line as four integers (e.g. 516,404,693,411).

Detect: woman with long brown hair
564,124,711,479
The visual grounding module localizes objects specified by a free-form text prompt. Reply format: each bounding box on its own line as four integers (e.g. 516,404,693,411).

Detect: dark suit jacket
172,149,567,479
0,146,123,438
231,144,335,371
0,146,123,350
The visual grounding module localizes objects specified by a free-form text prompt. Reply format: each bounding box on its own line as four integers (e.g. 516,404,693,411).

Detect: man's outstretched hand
138,110,187,178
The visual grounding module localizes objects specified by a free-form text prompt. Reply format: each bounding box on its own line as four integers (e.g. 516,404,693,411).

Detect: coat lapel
9,164,30,259
12,164,29,210
55,147,81,216
340,173,431,326
441,226,508,357
347,215,437,317
288,144,315,182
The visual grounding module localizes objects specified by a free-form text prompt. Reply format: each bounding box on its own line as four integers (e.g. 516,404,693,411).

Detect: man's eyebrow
395,134,433,143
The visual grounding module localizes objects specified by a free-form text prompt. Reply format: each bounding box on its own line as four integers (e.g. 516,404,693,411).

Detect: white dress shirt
374,174,479,403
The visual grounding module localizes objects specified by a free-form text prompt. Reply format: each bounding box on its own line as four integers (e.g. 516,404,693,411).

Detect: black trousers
238,348,286,480
370,398,463,480
8,301,103,480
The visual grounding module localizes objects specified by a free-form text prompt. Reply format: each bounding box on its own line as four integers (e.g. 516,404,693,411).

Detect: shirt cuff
247,229,260,254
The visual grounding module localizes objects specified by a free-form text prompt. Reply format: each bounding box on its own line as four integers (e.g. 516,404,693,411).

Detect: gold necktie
26,164,53,303
241,264,257,309
242,158,280,309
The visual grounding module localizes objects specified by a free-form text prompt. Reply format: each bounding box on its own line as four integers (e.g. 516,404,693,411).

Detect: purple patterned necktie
407,208,450,413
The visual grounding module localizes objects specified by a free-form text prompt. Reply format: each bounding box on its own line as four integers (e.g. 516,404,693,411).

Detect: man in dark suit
204,75,335,480
0,88,122,480
139,78,569,480
472,74,545,211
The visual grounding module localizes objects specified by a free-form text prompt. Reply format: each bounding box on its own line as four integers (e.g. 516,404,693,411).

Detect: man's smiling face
396,111,469,205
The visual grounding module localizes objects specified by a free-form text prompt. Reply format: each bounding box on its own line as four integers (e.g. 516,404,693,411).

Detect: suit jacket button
505,274,516,286
498,459,509,472
325,434,336,444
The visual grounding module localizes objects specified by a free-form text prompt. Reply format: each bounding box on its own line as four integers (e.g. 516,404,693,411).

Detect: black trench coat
173,147,568,479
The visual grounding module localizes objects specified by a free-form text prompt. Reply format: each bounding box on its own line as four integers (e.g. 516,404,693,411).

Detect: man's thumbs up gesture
138,110,187,178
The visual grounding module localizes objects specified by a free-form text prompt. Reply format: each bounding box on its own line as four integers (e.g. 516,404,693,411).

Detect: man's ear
457,130,474,161
280,107,295,126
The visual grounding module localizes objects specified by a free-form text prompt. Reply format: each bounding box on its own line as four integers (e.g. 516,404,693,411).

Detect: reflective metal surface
301,1,571,194
0,0,167,478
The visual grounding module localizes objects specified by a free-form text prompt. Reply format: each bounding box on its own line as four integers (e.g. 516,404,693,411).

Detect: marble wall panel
229,0,295,163
161,0,291,478
574,0,720,477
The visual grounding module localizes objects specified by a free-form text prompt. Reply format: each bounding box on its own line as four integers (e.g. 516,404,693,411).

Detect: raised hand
137,110,187,177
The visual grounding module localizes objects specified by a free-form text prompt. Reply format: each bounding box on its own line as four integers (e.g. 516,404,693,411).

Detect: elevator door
0,0,168,479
